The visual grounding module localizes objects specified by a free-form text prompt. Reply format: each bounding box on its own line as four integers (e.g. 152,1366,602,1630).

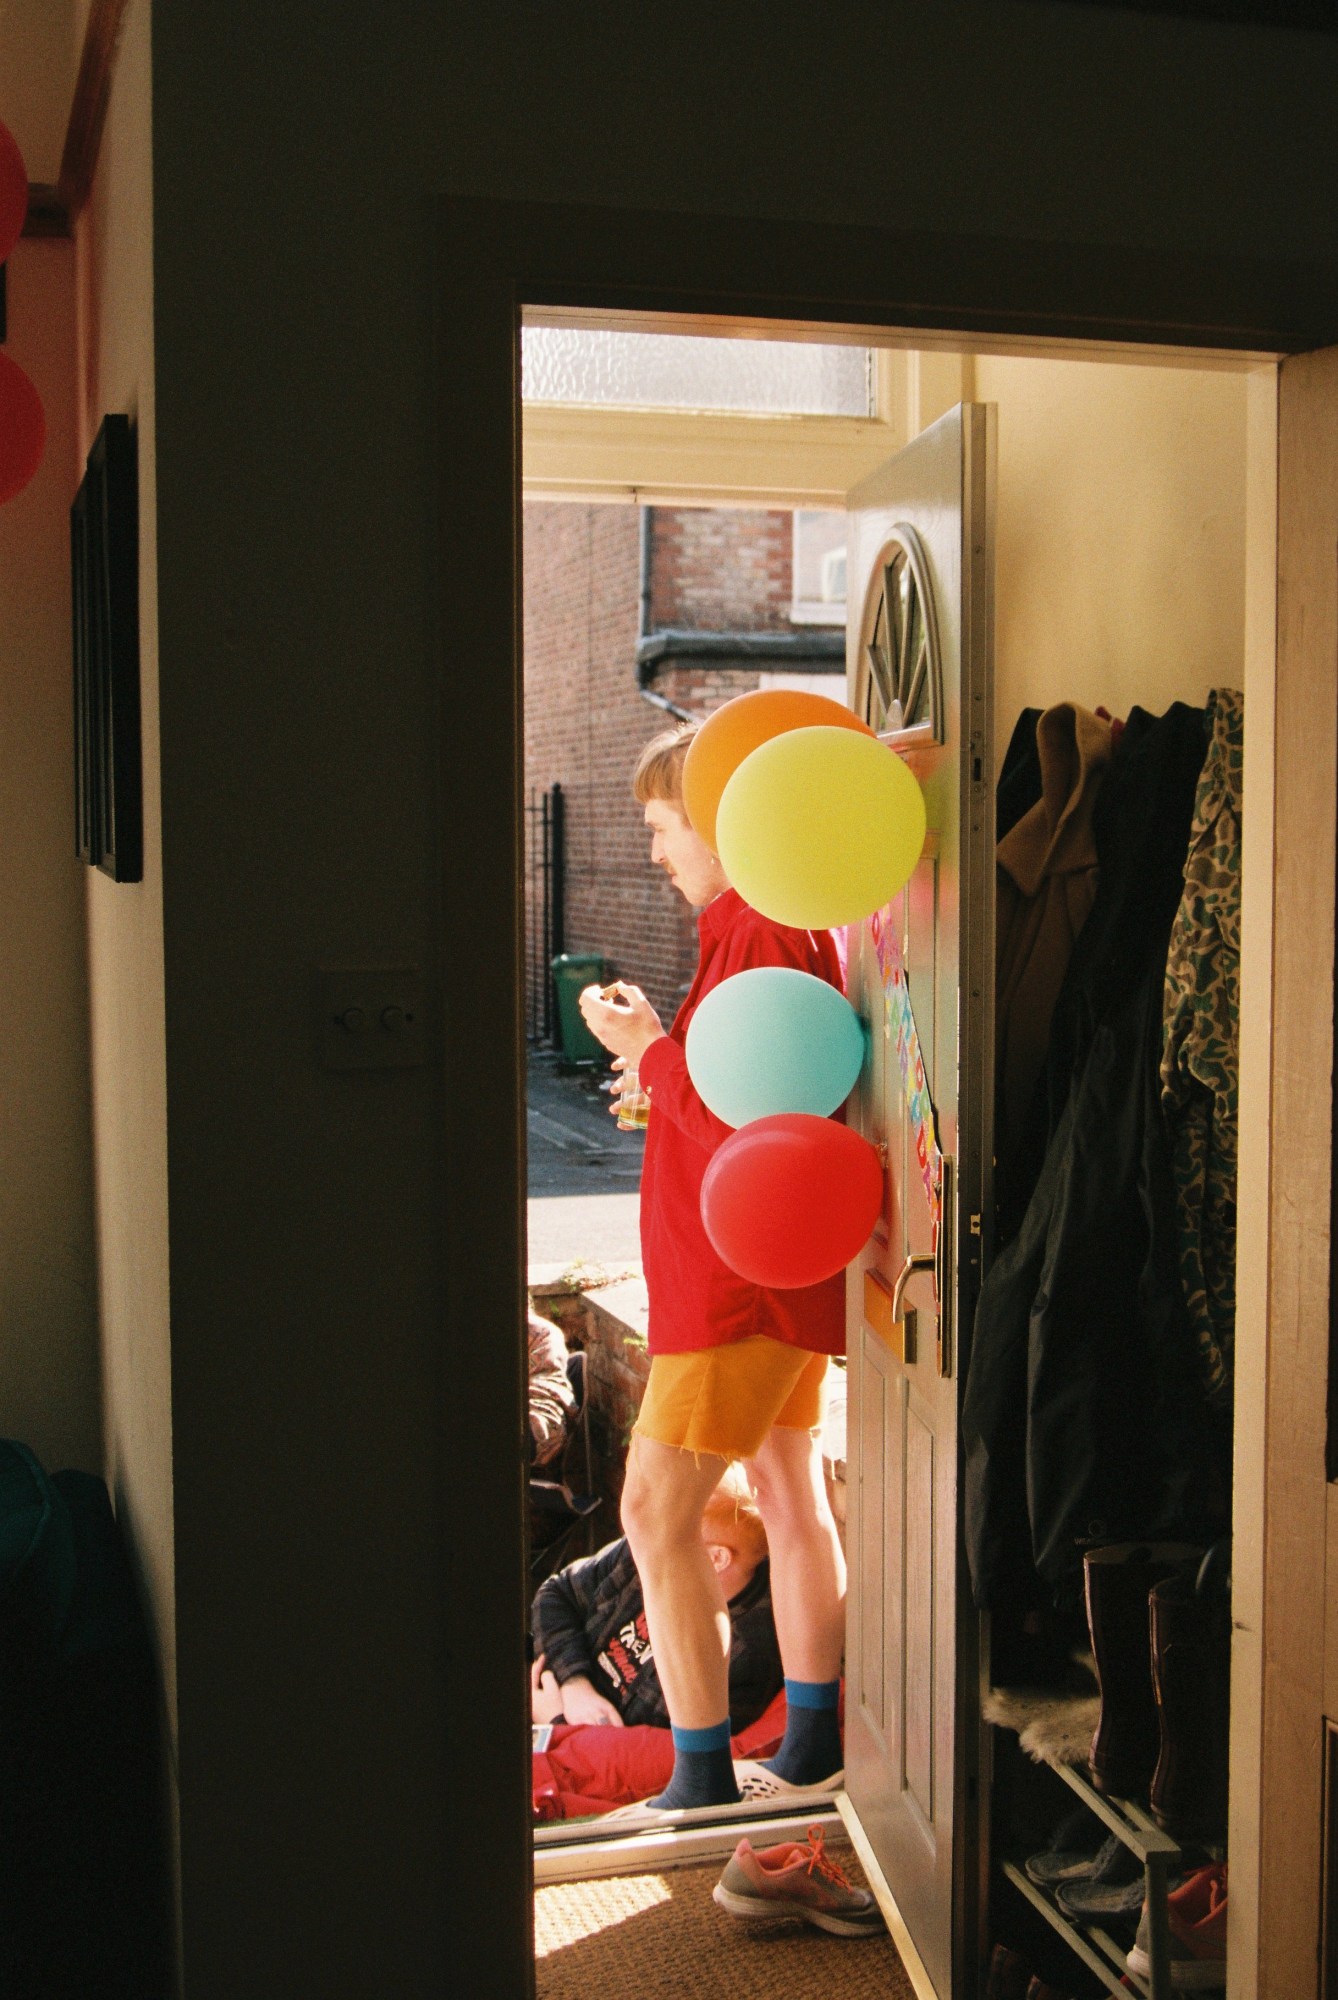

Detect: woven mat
535,1843,916,2000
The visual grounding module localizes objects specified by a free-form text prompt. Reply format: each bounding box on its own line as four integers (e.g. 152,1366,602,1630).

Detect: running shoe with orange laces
712,1824,886,1938
1126,1861,1227,1989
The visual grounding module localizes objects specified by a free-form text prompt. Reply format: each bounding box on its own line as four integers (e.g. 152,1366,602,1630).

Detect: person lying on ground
530,1467,781,1731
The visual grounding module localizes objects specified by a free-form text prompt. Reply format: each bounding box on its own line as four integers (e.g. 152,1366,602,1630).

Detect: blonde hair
702,1464,768,1567
632,721,699,805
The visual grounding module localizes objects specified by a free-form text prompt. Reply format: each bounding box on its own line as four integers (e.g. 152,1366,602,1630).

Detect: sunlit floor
534,1850,913,2000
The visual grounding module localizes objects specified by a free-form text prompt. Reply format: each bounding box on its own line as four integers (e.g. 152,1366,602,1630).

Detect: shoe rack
998,1748,1182,2000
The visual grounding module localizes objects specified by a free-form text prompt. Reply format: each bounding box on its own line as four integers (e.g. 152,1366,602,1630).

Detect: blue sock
648,1720,740,1810
765,1678,842,1786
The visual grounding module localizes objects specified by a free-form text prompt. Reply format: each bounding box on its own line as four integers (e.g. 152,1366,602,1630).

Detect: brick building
522,502,843,1034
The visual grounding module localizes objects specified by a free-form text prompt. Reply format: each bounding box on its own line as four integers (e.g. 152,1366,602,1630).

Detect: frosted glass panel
522,329,873,417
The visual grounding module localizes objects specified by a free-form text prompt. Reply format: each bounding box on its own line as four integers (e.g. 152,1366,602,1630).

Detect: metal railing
525,782,565,1043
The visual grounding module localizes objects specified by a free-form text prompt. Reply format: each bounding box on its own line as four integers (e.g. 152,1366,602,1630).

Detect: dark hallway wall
132,5,1338,1994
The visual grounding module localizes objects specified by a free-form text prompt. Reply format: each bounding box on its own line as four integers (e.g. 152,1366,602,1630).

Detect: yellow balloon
716,726,927,930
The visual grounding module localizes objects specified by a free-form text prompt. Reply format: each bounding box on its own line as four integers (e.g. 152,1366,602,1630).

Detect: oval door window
857,525,944,745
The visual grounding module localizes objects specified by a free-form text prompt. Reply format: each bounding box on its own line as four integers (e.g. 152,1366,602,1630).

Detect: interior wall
76,0,179,1927
0,233,100,1472
972,354,1249,737
132,3,1336,1994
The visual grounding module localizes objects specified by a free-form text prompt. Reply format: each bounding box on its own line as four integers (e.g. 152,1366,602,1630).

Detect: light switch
316,967,429,1070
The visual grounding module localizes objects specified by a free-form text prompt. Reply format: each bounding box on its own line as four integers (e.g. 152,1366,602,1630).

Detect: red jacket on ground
637,888,846,1358
532,1690,787,1822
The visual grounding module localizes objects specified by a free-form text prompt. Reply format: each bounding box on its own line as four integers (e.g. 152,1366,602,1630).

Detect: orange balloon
682,688,873,852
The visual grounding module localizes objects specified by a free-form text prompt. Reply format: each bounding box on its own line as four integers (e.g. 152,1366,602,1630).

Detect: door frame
437,194,1323,2000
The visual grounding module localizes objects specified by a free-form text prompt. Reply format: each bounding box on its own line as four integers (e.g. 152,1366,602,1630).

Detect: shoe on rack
1025,1827,1123,1889
713,1823,884,1938
1126,1861,1227,1990
732,1757,844,1805
983,1943,1031,2000
1022,1805,1110,1887
1054,1871,1145,1925
1048,1831,1143,1921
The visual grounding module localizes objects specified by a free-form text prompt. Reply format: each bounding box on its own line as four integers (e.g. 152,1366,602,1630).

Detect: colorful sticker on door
864,904,942,1224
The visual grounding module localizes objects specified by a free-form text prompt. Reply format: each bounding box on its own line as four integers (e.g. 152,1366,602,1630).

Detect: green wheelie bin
550,952,609,1066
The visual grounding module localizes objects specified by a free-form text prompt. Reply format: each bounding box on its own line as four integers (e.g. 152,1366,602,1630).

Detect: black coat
531,1536,782,1730
963,703,1232,1621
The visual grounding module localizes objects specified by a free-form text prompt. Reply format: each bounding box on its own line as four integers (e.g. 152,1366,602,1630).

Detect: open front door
840,404,995,1999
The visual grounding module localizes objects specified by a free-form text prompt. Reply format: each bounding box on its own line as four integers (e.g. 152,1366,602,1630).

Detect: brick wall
649,507,793,632
523,502,695,1027
522,503,793,1031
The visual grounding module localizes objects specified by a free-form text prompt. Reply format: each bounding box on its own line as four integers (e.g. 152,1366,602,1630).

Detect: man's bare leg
746,1422,846,1782
621,1434,732,1725
620,1434,739,1806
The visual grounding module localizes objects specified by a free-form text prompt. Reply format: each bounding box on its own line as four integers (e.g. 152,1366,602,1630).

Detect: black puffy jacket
531,1536,782,1730
963,703,1233,1621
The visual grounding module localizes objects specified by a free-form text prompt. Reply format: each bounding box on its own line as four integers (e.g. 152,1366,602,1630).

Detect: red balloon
0,120,28,265
701,1113,885,1289
0,352,45,505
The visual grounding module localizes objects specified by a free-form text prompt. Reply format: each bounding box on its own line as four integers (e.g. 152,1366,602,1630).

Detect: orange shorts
633,1337,829,1461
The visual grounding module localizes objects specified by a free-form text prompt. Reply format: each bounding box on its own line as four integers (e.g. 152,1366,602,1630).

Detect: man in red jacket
578,722,847,1815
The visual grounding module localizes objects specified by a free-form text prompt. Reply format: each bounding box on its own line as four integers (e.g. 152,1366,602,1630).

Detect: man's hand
578,982,665,1066
554,1672,626,1728
530,1654,564,1724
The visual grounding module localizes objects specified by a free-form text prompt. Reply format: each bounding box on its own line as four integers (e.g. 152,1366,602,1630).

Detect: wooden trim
1326,1486,1338,1722
20,0,131,239
1324,1721,1338,2000
836,1794,939,2000
449,195,1338,357
57,0,129,218
20,183,72,239
1227,361,1280,2000
523,403,907,508
1259,343,1338,1999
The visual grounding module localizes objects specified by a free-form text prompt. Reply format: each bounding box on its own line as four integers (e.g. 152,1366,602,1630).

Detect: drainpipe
636,504,694,723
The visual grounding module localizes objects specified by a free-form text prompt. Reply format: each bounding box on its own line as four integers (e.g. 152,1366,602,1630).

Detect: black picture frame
72,413,141,882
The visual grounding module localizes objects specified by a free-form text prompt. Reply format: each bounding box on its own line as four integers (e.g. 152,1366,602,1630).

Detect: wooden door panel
856,1323,892,1749
842,403,994,1999
904,1391,936,1829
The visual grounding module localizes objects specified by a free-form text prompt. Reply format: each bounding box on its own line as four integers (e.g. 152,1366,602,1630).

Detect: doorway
440,191,1312,2000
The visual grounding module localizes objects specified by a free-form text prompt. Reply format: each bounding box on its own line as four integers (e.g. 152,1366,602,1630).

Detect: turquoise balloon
686,967,867,1128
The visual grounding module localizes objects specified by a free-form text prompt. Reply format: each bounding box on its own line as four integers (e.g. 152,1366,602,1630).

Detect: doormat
535,1846,916,2000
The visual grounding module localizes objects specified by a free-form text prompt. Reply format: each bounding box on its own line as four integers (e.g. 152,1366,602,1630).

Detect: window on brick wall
791,509,847,626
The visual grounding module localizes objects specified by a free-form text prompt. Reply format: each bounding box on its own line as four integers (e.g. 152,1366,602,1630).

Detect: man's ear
705,1542,732,1576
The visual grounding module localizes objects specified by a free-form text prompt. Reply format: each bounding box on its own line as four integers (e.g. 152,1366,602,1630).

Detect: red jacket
637,888,846,1357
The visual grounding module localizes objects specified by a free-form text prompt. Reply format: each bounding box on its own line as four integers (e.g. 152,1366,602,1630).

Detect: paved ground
526,1048,645,1269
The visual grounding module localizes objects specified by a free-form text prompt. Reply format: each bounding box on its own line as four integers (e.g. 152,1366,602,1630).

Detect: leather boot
1083,1542,1200,1800
1149,1552,1231,1839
